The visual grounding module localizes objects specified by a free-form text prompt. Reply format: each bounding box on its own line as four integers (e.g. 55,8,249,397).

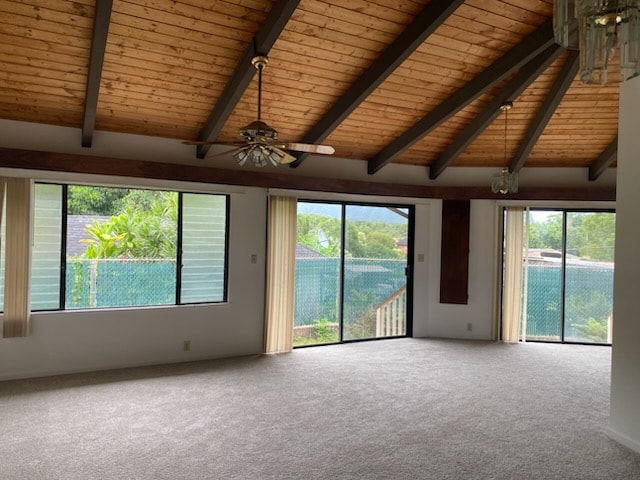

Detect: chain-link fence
66,257,409,316
62,258,613,342
66,258,176,308
294,257,406,327
524,264,614,341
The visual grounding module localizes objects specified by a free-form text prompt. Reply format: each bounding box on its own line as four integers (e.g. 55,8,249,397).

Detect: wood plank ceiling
0,0,620,180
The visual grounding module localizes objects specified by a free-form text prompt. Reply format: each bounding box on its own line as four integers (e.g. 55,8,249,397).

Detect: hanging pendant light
554,0,640,84
491,102,519,195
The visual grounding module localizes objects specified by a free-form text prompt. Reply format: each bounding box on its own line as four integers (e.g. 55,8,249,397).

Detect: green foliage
129,193,178,258
68,258,88,307
80,189,178,259
82,210,137,259
566,291,602,320
358,231,401,259
296,213,405,259
116,189,173,213
67,186,129,215
344,309,377,340
356,219,407,238
571,317,608,343
565,290,612,341
576,213,615,261
297,213,341,256
314,318,339,343
528,213,563,250
528,212,615,262
345,222,366,257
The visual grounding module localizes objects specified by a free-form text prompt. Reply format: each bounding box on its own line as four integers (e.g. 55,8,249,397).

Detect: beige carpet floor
1,338,639,479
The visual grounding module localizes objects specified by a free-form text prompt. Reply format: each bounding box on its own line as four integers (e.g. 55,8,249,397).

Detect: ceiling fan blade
182,140,249,148
269,146,296,164
182,140,215,146
281,143,335,155
207,146,243,158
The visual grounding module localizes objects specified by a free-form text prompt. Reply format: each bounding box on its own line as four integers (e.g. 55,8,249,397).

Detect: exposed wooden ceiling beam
288,0,465,168
82,0,113,148
589,137,618,181
510,50,579,173
429,44,564,180
0,147,615,202
367,20,556,175
195,0,301,159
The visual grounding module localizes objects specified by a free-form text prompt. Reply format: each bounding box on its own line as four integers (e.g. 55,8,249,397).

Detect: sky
297,202,409,224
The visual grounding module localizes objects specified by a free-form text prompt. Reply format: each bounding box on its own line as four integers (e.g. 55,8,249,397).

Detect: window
8,183,228,311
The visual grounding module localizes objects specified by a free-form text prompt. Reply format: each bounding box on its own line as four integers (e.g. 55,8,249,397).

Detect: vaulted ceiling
0,0,620,181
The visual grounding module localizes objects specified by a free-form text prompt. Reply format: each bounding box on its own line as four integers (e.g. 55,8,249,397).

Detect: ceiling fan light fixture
251,146,268,167
233,148,249,166
267,148,285,166
554,0,640,84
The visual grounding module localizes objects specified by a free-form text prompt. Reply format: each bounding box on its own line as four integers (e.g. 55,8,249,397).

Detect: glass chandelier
491,168,519,194
554,0,640,84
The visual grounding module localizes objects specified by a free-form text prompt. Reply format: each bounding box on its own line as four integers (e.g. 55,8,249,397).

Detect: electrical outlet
183,340,191,351
466,323,473,332
417,253,425,262
250,254,257,264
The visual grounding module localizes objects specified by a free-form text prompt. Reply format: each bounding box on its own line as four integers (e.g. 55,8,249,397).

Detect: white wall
411,203,431,337
0,178,499,379
0,185,268,380
0,120,618,380
415,200,496,340
0,118,617,189
608,76,640,453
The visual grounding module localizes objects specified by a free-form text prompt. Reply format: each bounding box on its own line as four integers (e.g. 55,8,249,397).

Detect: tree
67,186,129,215
577,213,615,261
571,317,608,343
296,213,341,256
527,211,615,261
357,231,403,259
296,213,405,259
81,190,177,259
82,215,132,259
564,212,584,257
528,213,563,250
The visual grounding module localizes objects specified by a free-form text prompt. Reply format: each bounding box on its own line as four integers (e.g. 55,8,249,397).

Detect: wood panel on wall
440,199,470,305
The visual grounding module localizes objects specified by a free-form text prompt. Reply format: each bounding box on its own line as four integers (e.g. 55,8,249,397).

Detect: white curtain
2,177,33,338
502,206,525,343
264,196,297,354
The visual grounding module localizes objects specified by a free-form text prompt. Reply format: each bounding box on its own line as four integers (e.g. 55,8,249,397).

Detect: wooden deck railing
375,285,406,337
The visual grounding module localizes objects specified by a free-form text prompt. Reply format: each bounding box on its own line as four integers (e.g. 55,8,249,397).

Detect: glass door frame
294,199,415,347
500,206,615,346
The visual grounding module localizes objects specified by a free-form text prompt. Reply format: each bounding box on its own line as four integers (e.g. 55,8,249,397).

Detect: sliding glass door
294,201,412,347
563,211,615,343
518,209,615,344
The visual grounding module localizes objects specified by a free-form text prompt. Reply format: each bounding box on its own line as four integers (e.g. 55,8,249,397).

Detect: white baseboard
0,353,235,382
606,427,640,454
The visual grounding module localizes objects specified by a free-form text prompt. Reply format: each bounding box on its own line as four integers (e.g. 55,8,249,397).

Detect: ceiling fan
184,55,335,167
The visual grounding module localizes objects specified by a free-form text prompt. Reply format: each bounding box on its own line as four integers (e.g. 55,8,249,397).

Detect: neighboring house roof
66,215,109,256
526,248,613,269
296,244,325,258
